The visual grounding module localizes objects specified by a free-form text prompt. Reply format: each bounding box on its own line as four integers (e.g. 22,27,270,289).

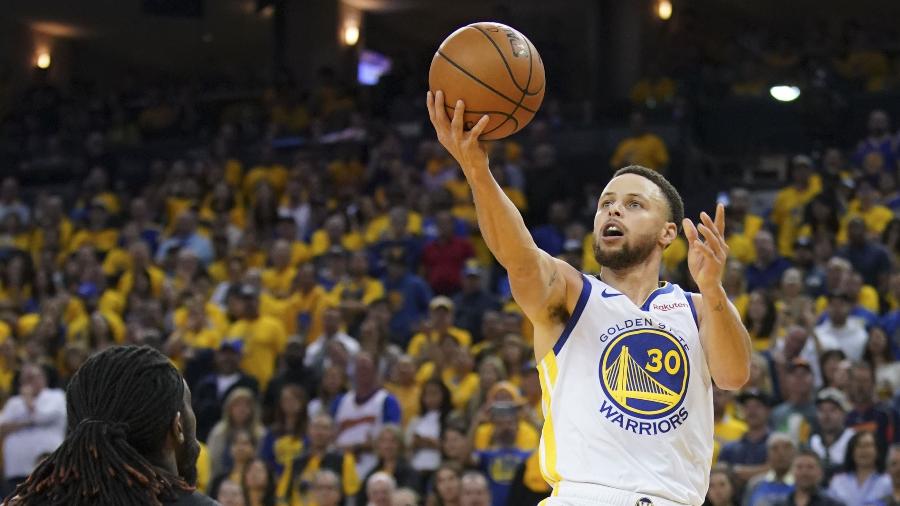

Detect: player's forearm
699,286,751,390
467,167,541,273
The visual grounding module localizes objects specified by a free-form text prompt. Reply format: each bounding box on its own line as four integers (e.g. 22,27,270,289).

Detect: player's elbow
713,366,750,391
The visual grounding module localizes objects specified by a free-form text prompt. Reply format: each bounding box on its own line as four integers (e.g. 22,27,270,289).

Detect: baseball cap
462,259,482,277
815,387,851,412
736,389,774,407
429,295,455,311
792,154,813,168
238,283,259,299
562,239,582,254
219,339,244,354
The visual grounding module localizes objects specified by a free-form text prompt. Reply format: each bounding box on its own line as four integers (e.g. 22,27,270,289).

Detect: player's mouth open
602,223,625,241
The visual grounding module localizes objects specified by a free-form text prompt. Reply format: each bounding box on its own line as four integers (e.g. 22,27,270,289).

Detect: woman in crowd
827,431,892,506
259,383,307,477
209,428,260,498
242,458,277,506
408,378,454,489
703,465,739,506
308,364,346,419
208,387,267,477
425,463,462,506
358,424,419,500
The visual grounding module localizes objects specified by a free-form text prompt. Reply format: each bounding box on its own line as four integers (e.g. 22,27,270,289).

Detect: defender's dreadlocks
5,346,192,506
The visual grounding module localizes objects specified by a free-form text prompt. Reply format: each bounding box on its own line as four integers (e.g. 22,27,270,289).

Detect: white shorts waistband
552,481,692,506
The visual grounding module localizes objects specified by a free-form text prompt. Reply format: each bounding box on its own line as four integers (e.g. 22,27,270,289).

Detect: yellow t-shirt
262,266,298,297
836,201,895,244
117,266,166,297
260,287,326,341
327,277,385,307
407,327,473,358
771,175,822,256
815,285,880,315
67,229,120,254
67,310,126,344
309,230,364,257
713,415,748,463
384,382,420,428
226,316,288,389
415,362,480,410
474,420,540,451
610,134,670,171
244,164,289,196
363,213,423,244
276,452,360,506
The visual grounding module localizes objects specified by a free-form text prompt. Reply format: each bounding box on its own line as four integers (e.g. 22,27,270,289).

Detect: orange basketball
429,22,545,141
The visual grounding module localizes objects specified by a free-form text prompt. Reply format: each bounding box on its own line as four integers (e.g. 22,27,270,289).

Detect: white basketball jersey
537,275,713,506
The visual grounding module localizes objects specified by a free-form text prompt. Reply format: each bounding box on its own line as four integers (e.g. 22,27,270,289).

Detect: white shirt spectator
815,316,869,360
407,410,442,472
0,388,67,479
304,332,361,370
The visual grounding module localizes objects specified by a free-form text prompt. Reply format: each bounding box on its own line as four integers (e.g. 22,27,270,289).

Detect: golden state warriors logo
599,328,690,424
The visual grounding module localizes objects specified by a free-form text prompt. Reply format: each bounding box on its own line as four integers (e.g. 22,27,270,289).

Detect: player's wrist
696,283,726,299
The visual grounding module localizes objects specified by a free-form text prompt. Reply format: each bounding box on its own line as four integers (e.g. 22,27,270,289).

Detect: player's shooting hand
426,90,491,180
683,203,729,293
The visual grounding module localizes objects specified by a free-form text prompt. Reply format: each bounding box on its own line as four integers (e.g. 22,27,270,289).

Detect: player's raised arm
425,91,580,338
683,203,752,390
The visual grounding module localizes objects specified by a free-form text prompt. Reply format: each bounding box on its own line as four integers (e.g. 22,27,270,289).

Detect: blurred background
2,0,900,505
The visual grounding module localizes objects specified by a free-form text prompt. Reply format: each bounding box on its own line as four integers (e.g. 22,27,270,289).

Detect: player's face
593,174,674,270
176,380,201,486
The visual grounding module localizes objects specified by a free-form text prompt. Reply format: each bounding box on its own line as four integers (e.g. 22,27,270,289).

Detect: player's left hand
683,203,729,293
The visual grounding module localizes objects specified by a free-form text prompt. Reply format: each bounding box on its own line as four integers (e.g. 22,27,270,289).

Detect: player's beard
593,230,658,271
176,434,201,486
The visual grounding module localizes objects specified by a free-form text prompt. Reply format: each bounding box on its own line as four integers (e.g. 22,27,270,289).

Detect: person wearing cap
421,209,475,295
381,247,433,343
809,387,856,481
224,283,288,390
771,154,822,257
470,401,532,506
407,296,472,361
453,259,501,342
742,433,796,506
837,212,892,288
772,358,817,443
719,390,774,484
814,290,870,361
192,339,259,442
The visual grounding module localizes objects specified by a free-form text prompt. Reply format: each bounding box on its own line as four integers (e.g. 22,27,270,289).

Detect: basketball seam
436,50,538,115
469,25,542,97
442,104,519,137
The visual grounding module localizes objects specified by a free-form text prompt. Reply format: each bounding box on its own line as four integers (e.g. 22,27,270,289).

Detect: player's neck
599,261,662,306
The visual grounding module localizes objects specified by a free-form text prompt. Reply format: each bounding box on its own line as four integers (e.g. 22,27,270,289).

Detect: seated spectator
381,248,433,345
452,261,500,343
391,487,419,506
242,458,276,506
882,444,900,506
459,471,492,506
427,463,462,506
259,384,307,477
771,358,817,443
724,187,764,264
531,201,570,257
422,210,474,295
192,340,260,442
845,362,900,448
609,112,670,172
746,230,792,292
277,414,359,506
407,378,453,485
365,471,397,506
328,251,385,332
853,110,897,172
333,353,402,477
744,290,778,351
469,402,530,506
742,433,796,506
719,390,773,485
713,387,748,463
308,470,344,506
705,466,739,506
224,284,288,390
864,326,900,399
308,364,347,421
310,214,364,258
304,307,360,381
207,387,266,478
442,419,476,470
208,428,259,498
774,449,843,506
0,363,66,495
809,388,856,481
408,297,472,361
815,292,869,361
837,215,891,288
828,431,892,506
771,155,822,257
357,425,419,502
216,479,245,506
156,209,214,265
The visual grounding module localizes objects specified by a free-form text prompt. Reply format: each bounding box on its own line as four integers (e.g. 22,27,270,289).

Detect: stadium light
769,85,801,102
343,23,360,46
36,50,51,69
657,0,673,20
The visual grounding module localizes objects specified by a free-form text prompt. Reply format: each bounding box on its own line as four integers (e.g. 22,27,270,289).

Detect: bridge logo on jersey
599,328,690,423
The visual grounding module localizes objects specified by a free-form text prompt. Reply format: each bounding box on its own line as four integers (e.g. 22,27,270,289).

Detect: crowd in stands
2,47,900,506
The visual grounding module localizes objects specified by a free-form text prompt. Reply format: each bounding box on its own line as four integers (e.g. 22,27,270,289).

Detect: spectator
704,466,739,506
391,487,419,506
261,337,311,422
0,363,65,495
864,327,900,399
216,479,245,506
771,358,817,443
259,383,307,477
333,352,402,477
427,463,462,506
308,470,344,506
358,425,419,502
208,428,258,498
719,390,773,485
744,290,779,351
225,284,288,390
837,216,891,289
408,378,453,486
845,362,900,448
241,458,276,506
277,414,359,506
809,387,856,481
459,471,492,506
206,387,266,478
815,292,869,361
452,261,500,343
713,387,748,462
609,112,670,172
742,433,796,506
828,431,892,506
0,177,30,225
408,296,472,362
725,187,765,264
328,251,385,332
422,210,474,295
156,209,214,265
746,230,792,292
882,444,900,506
308,364,347,420
772,155,822,257
854,110,897,171
366,471,397,506
192,340,260,442
774,449,843,506
531,201,570,257
304,307,360,380
470,402,531,506
505,450,551,505
382,248,433,345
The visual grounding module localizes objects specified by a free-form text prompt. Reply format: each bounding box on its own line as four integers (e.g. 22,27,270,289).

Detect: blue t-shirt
382,272,433,345
476,448,531,506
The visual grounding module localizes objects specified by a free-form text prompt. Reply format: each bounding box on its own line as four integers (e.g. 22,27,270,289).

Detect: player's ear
660,222,678,247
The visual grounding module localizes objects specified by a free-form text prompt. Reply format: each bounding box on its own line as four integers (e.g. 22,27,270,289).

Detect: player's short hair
613,165,685,233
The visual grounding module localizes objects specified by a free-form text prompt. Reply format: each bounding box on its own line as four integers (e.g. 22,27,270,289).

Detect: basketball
428,22,545,141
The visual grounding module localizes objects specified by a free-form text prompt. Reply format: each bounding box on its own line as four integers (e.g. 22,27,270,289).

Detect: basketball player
426,90,752,506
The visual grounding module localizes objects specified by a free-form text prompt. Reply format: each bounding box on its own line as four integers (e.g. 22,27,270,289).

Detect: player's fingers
682,218,698,244
698,224,726,262
426,91,435,123
715,203,726,236
451,99,465,139
468,115,490,140
700,212,724,243
432,90,450,130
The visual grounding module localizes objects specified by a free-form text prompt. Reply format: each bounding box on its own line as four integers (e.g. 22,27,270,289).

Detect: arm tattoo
548,270,558,287
713,300,725,312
